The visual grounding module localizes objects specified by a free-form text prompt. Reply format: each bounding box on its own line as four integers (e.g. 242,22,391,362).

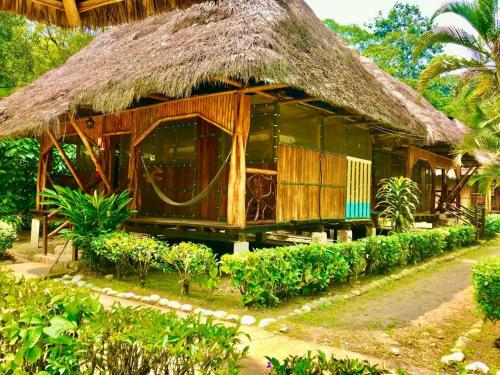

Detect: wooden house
0,0,471,248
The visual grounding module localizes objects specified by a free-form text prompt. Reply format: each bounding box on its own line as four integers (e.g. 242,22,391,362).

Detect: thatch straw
0,0,426,139
360,56,468,145
0,0,207,28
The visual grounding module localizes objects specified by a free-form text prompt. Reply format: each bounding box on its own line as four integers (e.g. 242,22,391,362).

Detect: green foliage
223,226,476,307
0,221,17,256
376,177,420,233
363,235,407,274
158,242,219,295
485,215,500,239
0,270,246,374
325,2,443,80
472,256,500,322
92,232,168,286
40,186,135,269
266,351,385,375
221,243,349,307
0,137,39,227
0,13,94,96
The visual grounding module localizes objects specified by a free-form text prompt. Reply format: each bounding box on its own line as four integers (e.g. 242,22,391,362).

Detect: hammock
140,151,231,207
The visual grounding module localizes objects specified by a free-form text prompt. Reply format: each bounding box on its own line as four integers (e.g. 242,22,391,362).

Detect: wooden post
62,0,81,26
67,112,113,192
46,129,87,192
474,206,479,241
481,207,486,240
42,214,48,256
227,93,250,227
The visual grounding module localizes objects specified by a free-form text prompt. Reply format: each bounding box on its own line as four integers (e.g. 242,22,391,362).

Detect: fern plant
40,186,135,253
376,177,420,233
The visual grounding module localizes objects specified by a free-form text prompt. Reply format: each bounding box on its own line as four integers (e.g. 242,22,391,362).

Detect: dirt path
285,241,500,373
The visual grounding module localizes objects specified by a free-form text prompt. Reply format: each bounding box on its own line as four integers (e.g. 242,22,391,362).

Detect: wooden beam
227,93,251,228
68,112,113,192
241,84,288,93
32,0,64,10
62,0,81,26
46,129,87,192
78,0,123,12
246,168,278,176
281,97,318,105
216,77,243,88
145,94,171,101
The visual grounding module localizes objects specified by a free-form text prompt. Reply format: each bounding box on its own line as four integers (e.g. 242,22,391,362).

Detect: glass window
345,125,372,160
279,104,321,149
247,104,276,162
323,116,346,154
142,118,197,166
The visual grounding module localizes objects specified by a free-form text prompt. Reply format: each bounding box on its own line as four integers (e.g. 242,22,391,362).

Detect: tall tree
414,0,499,98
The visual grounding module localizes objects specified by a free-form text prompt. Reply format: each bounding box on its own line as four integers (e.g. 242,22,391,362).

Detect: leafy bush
0,270,247,374
376,177,420,233
92,232,168,286
445,226,476,250
485,215,500,239
221,243,349,307
0,220,17,256
363,235,407,274
158,242,218,295
223,226,477,307
40,186,136,269
472,257,500,322
266,351,385,374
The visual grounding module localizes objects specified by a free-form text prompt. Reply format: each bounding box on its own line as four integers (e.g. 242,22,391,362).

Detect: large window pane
323,116,346,154
247,104,276,163
279,104,321,150
345,125,371,160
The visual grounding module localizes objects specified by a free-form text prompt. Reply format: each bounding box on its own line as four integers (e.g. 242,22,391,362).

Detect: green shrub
266,351,385,374
376,176,420,233
0,270,247,374
446,226,476,250
485,215,500,239
40,186,136,270
0,220,17,256
472,257,500,322
363,235,407,274
223,225,479,307
158,242,218,295
221,243,349,307
92,232,168,286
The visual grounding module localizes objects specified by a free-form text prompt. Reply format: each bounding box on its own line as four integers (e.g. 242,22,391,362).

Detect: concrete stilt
30,219,40,249
337,227,353,243
311,232,328,243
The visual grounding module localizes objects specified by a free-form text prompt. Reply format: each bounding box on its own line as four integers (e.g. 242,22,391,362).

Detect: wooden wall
60,92,239,143
276,145,347,222
320,152,346,220
406,145,455,175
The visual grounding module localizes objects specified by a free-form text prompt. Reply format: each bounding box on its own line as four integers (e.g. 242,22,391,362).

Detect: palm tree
414,0,499,97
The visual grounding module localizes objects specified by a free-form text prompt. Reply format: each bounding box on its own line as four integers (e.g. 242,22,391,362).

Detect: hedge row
0,271,246,374
222,226,477,307
472,256,500,322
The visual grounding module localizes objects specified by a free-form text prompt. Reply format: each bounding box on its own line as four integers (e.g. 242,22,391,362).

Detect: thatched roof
0,0,207,28
360,56,468,145
0,0,426,138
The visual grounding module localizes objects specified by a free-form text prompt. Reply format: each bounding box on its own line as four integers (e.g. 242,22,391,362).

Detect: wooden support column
68,112,113,192
227,93,250,227
46,130,86,191
62,0,81,26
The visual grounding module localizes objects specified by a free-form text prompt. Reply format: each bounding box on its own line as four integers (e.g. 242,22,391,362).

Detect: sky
304,0,474,58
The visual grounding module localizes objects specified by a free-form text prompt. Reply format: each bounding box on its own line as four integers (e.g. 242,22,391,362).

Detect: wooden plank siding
320,152,346,220
276,145,347,222
60,92,239,144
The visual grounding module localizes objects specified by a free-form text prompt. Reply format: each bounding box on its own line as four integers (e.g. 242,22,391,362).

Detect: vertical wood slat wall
276,145,347,222
346,156,372,219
